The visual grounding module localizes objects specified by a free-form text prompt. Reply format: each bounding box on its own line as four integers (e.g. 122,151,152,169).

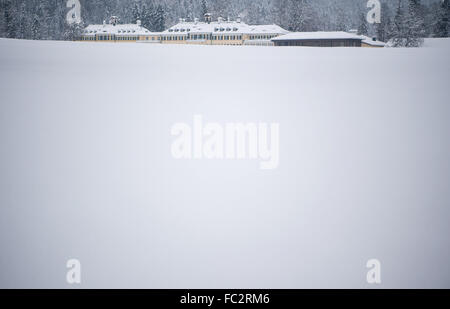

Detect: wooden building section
360,36,386,48
272,32,363,47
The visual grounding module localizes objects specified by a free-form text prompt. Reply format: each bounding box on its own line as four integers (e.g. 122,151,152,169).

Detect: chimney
194,17,199,24
236,17,241,23
204,13,212,24
110,16,119,26
218,17,223,23
136,20,141,27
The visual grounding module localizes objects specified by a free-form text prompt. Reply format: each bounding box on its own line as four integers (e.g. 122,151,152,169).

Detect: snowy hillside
0,39,449,288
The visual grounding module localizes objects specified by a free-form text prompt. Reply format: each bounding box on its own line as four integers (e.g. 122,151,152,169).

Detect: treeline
357,0,450,46
0,0,448,44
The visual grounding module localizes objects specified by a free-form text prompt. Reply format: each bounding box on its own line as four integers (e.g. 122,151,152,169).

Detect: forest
0,0,448,46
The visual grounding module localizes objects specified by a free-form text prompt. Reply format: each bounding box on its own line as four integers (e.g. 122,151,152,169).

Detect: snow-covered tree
131,2,141,23
286,0,318,32
201,0,208,17
154,4,166,32
357,12,369,35
376,2,393,42
0,0,443,41
433,0,449,37
2,0,17,38
141,3,153,31
404,0,425,46
63,20,85,41
31,6,43,40
390,0,424,47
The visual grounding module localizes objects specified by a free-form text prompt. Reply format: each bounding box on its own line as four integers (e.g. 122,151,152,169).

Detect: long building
159,16,288,45
80,15,386,48
79,15,288,45
80,17,159,43
271,32,363,47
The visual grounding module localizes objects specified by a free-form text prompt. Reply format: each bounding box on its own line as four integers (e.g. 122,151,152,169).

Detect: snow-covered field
0,38,449,288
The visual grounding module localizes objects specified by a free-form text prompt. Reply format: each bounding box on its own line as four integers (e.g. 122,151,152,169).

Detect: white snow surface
0,38,449,289
423,37,450,48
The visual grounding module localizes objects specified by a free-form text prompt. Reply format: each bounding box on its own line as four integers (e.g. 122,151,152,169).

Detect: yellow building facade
80,16,288,46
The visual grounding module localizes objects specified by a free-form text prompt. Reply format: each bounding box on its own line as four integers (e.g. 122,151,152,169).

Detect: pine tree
376,2,392,42
433,0,449,37
286,0,317,32
132,2,141,23
15,1,27,39
357,12,368,35
404,0,425,46
3,0,17,38
31,10,42,40
63,21,85,41
201,0,208,17
272,0,288,29
154,4,166,32
300,0,318,32
336,9,348,32
141,3,153,30
391,0,407,46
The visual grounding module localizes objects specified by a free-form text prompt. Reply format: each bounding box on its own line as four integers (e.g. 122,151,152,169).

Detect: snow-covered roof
246,24,289,35
360,35,386,47
272,31,363,41
83,23,155,36
162,21,288,35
